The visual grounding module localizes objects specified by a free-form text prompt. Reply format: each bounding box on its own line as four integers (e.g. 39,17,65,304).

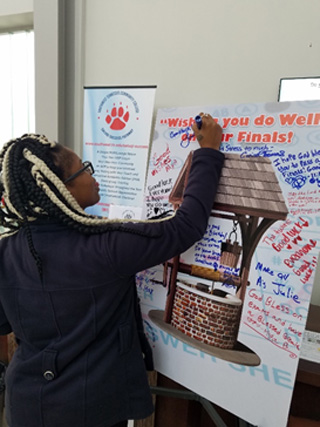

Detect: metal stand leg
150,386,228,427
238,419,256,427
150,386,258,427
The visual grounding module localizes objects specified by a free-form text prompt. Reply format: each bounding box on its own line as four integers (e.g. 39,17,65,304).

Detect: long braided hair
0,134,172,278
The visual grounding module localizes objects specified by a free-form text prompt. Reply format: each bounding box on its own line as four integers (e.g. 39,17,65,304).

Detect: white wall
83,0,320,108
33,0,61,142
0,0,32,16
33,0,85,148
0,0,33,32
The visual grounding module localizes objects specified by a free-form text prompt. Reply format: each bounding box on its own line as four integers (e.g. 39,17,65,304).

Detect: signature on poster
288,188,320,214
145,177,173,218
151,145,177,176
194,223,227,267
136,269,156,299
245,282,303,358
273,149,320,189
262,217,318,284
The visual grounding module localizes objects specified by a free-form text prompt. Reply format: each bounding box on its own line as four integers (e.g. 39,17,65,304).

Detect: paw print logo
105,105,129,130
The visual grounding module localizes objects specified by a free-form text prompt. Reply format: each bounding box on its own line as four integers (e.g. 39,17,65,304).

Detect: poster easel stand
150,385,257,427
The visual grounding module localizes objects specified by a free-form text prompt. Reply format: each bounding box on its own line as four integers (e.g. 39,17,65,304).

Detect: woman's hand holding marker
192,113,222,151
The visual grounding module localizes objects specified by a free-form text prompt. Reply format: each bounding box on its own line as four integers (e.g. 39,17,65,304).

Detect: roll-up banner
83,86,156,218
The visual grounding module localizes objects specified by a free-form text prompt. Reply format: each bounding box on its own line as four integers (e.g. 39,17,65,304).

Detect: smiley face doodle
105,105,130,130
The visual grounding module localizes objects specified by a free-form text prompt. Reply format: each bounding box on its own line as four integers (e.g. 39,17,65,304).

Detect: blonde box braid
0,134,173,278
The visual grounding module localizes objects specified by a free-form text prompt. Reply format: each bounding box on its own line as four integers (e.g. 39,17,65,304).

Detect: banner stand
149,386,257,427
83,86,156,218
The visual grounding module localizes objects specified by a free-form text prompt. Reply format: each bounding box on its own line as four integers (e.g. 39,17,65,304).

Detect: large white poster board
83,86,156,218
139,100,320,427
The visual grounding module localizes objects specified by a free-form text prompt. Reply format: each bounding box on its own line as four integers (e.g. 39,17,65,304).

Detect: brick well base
171,282,242,349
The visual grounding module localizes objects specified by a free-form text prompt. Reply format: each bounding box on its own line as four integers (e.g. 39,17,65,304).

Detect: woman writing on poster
0,113,223,427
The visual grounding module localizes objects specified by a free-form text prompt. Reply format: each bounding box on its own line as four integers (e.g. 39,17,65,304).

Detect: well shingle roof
169,153,288,220
213,154,288,220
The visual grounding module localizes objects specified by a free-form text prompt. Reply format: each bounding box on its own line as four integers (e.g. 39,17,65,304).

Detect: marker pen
195,115,202,130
